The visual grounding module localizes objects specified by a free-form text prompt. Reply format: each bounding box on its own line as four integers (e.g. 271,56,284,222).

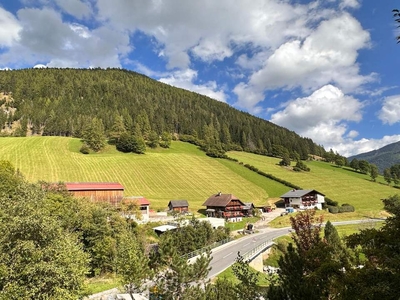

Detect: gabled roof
280,189,325,198
168,200,189,208
124,196,150,206
65,182,124,191
202,193,244,207
243,202,255,210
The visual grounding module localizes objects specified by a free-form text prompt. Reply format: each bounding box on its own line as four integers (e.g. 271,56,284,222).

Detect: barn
64,182,124,206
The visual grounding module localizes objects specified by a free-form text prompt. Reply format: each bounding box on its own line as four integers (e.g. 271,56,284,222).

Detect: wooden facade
65,182,124,206
203,193,246,220
168,200,189,213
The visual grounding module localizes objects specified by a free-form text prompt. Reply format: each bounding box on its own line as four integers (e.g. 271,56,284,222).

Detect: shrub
339,205,355,213
79,143,90,154
293,167,301,172
325,197,338,207
328,206,339,214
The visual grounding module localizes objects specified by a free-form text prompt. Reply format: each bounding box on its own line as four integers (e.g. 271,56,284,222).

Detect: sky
0,0,399,157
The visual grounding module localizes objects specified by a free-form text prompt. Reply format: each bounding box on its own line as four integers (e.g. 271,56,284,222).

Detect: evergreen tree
109,115,126,144
147,130,159,148
82,117,106,152
370,164,379,182
384,168,392,185
160,131,172,148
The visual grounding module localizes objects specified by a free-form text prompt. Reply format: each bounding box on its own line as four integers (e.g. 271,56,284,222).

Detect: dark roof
202,193,244,207
65,182,124,191
243,202,255,210
280,189,325,198
168,200,189,208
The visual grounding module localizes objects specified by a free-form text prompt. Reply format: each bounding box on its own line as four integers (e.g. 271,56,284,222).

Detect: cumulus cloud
0,7,22,47
55,0,92,19
334,135,400,157
95,0,312,69
159,69,227,102
378,95,400,125
0,7,131,68
270,84,363,146
252,13,370,88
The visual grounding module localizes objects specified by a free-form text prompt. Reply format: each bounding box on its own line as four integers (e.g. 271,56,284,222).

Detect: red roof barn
65,182,124,206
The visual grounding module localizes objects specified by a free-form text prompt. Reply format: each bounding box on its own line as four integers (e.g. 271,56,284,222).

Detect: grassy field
0,137,291,212
1,136,397,218
227,151,397,219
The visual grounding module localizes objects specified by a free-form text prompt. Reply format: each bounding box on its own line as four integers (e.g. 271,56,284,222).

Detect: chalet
123,196,151,221
203,192,246,221
65,182,124,206
280,189,325,210
168,200,189,213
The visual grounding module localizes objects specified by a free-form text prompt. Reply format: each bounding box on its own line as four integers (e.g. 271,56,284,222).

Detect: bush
325,197,338,207
339,205,355,213
328,206,339,214
293,167,301,172
80,143,90,154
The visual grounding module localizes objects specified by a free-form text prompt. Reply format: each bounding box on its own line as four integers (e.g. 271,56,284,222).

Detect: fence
183,237,233,259
242,239,274,262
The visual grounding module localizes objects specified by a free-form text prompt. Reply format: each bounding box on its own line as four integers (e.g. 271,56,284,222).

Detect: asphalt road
207,218,385,279
207,227,291,279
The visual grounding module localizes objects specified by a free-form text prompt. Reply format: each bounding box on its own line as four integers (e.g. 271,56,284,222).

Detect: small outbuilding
168,200,189,213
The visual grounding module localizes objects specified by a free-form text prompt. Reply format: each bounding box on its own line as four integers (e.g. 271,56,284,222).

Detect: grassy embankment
0,136,289,212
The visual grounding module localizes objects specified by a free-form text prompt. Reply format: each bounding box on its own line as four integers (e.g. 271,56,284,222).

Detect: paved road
207,227,290,279
207,218,385,279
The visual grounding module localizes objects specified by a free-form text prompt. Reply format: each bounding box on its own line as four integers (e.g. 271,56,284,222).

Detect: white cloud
378,95,400,125
55,0,92,19
0,7,131,68
0,7,22,47
234,12,372,111
339,0,360,10
334,135,400,157
270,84,363,146
159,69,227,102
95,0,312,69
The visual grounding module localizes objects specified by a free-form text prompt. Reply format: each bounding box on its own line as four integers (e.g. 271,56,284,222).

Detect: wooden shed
65,182,124,206
168,200,189,213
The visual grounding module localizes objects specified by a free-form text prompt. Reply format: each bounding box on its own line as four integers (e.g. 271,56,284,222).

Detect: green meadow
227,151,397,220
0,137,288,211
1,136,397,218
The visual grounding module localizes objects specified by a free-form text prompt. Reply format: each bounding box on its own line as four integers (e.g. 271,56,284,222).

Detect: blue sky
0,0,399,157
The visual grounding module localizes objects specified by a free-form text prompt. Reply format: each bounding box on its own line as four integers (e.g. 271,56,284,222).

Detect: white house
280,189,325,210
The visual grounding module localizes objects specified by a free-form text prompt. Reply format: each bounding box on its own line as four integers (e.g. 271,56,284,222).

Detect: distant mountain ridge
348,141,400,173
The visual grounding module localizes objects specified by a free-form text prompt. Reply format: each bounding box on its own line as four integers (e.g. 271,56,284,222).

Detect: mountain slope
0,68,325,158
348,141,400,173
0,137,290,210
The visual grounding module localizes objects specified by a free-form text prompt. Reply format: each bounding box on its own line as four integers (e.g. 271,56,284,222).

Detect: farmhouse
65,182,124,206
168,200,189,213
203,192,246,222
280,189,325,210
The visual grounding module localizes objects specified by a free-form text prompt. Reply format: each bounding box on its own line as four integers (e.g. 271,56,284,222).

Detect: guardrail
183,237,233,259
242,240,274,262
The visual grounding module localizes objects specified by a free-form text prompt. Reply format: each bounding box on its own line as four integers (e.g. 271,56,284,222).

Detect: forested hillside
0,68,325,158
348,141,400,173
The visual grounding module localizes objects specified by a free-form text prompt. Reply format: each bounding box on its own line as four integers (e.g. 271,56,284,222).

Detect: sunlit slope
0,137,281,210
228,151,396,215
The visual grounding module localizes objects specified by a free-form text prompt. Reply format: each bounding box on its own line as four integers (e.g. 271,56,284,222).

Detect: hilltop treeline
0,68,325,157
